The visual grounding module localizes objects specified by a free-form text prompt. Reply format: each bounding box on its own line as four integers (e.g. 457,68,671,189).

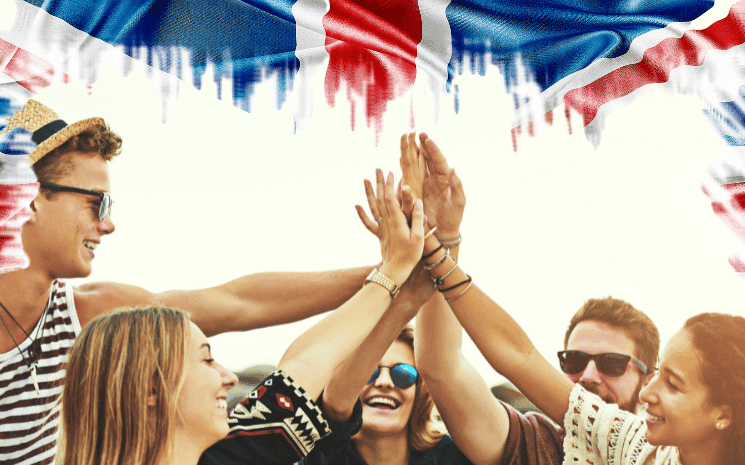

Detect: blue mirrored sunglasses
367,363,418,389
40,182,113,221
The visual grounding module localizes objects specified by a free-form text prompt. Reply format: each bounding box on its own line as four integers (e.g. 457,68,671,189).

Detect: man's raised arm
75,265,374,335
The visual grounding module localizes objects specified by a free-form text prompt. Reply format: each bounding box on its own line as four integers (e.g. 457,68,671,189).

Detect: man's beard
582,380,643,414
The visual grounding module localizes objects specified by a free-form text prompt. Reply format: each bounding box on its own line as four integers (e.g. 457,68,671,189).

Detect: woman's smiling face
175,322,238,449
639,329,730,451
359,341,417,437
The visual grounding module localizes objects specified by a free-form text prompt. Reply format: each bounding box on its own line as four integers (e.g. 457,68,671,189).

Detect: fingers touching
419,132,450,180
400,132,425,199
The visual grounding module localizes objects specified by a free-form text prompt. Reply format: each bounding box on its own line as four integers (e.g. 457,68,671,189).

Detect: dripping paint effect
0,114,37,269
702,153,745,275
454,84,460,114
322,0,422,144
409,93,415,130
545,109,553,126
350,97,357,132
565,105,572,136
511,125,521,152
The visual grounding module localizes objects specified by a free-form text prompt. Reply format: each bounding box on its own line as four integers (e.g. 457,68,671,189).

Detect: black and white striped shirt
0,280,80,465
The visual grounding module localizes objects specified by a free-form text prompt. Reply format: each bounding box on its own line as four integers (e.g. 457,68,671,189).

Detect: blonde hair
396,325,446,451
60,307,189,465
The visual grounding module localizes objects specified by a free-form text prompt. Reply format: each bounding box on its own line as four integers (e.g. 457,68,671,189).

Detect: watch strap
364,268,400,300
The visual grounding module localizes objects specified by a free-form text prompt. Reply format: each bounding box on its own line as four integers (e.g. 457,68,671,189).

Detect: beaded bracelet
446,281,473,303
424,248,450,270
433,259,459,286
422,244,443,260
438,274,471,293
439,233,462,250
438,233,461,243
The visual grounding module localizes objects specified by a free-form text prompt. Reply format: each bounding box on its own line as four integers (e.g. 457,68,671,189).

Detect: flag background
2,0,744,386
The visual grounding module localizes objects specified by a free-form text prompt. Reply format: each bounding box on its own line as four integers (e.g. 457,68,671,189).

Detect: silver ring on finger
374,216,383,223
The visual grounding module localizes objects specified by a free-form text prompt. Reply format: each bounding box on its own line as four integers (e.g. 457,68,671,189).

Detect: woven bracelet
438,274,471,293
422,244,443,260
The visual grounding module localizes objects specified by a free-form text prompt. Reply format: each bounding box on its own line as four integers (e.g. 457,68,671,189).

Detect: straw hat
0,100,105,164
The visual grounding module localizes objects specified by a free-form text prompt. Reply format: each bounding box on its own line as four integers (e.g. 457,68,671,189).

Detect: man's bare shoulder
73,281,157,326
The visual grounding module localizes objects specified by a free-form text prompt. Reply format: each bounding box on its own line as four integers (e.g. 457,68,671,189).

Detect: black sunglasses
367,363,418,389
40,182,113,221
557,350,649,377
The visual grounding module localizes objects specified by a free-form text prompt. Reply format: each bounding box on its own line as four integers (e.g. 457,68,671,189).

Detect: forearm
277,274,405,401
414,294,462,382
323,296,419,421
416,294,509,465
280,169,424,402
421,235,572,424
173,265,373,336
223,266,373,323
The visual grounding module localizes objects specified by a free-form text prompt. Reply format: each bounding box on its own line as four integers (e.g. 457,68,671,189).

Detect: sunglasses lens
559,351,631,377
561,352,590,375
99,194,112,221
597,353,630,377
367,366,380,385
390,364,418,389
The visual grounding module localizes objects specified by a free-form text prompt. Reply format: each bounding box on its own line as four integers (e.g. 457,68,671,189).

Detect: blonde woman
60,169,427,465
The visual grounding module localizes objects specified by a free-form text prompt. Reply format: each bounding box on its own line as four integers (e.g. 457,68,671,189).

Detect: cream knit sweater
562,385,680,465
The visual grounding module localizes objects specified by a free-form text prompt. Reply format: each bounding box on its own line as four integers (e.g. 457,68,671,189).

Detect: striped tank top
0,280,80,465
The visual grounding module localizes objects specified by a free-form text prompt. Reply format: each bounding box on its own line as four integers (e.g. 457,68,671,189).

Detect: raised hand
357,180,417,238
419,133,465,239
370,169,425,285
399,132,426,202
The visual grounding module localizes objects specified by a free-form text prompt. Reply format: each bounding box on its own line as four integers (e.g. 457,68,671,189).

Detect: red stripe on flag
0,38,73,93
323,0,422,140
564,0,745,127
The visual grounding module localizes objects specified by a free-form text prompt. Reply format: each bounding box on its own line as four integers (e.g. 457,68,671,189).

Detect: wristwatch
364,268,400,300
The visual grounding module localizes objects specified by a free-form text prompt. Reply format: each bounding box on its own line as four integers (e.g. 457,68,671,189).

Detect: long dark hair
684,313,745,464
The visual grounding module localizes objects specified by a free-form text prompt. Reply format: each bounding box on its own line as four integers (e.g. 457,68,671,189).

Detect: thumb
449,168,466,204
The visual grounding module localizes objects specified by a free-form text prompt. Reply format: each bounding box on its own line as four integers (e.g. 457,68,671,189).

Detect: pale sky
34,43,745,388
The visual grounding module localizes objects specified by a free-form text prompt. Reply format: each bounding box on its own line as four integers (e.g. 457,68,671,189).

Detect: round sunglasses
367,363,418,389
557,350,649,377
40,182,113,221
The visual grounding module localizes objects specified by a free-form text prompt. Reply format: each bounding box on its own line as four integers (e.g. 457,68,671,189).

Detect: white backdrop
34,47,745,388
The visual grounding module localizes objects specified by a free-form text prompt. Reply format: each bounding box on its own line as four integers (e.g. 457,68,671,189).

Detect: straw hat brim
29,117,106,164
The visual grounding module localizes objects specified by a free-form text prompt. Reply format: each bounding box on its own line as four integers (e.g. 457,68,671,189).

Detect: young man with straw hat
0,99,375,465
